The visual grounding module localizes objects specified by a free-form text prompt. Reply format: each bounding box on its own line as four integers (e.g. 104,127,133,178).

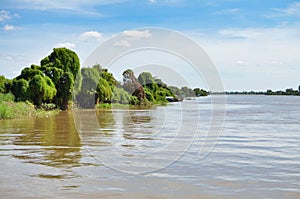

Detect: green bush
111,87,130,104
144,88,155,102
0,93,15,103
130,96,139,105
40,103,57,110
0,101,35,119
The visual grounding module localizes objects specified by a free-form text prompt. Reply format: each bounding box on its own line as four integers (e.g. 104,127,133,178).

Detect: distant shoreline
212,93,300,96
211,88,300,96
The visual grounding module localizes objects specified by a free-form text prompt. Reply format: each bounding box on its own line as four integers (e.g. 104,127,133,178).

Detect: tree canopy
29,75,57,106
3,48,80,110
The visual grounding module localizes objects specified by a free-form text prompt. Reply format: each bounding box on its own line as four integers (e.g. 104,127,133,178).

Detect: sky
0,0,300,91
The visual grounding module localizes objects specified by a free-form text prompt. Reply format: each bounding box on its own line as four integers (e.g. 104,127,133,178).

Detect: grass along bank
0,93,59,119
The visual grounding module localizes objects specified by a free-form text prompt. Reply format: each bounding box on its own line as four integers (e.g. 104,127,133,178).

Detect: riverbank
0,101,60,119
0,93,60,119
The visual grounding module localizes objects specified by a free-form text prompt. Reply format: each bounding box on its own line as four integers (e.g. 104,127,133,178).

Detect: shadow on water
96,109,116,129
1,111,82,169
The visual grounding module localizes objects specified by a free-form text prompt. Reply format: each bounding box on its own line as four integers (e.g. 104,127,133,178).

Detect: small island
0,48,208,119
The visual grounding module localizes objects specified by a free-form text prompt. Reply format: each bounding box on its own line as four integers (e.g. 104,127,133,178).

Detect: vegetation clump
75,65,208,109
1,48,80,110
0,93,35,119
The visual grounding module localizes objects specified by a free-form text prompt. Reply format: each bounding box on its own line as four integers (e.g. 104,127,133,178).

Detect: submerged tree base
95,101,169,110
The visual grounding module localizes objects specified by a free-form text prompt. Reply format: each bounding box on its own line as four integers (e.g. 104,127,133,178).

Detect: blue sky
0,0,300,91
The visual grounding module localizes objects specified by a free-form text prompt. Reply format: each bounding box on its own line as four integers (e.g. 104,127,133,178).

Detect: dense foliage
1,48,80,110
1,48,209,113
0,93,35,119
75,66,208,108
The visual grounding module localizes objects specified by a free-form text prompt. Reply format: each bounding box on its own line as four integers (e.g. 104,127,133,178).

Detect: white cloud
218,28,262,39
55,42,76,49
9,0,129,14
122,29,152,40
0,10,11,22
80,31,102,41
272,2,300,17
215,8,240,15
196,25,300,90
3,24,15,31
114,40,131,47
149,0,157,3
112,30,152,47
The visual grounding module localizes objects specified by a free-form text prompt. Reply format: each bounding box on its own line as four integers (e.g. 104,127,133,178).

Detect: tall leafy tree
41,48,80,76
93,65,116,87
138,72,157,92
11,79,29,101
55,72,74,110
40,48,80,110
96,77,112,103
111,87,131,104
28,75,57,106
0,75,8,93
76,67,100,108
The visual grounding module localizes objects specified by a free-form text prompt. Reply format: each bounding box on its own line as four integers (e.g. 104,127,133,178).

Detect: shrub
0,93,15,103
0,101,35,119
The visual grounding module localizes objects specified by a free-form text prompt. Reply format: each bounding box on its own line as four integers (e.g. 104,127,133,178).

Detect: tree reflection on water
11,111,81,169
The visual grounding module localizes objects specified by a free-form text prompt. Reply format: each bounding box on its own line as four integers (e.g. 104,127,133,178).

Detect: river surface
0,95,300,199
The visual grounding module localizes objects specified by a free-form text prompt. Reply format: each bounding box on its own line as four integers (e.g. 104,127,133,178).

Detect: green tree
11,79,30,101
76,67,100,108
181,86,195,97
137,72,158,102
169,86,181,98
81,67,101,91
194,88,208,96
154,87,168,102
137,72,178,103
16,66,44,81
96,77,112,103
40,48,80,110
55,72,74,110
94,65,117,87
144,87,155,101
0,75,8,93
41,48,80,76
285,88,298,95
111,87,130,104
40,66,64,86
28,75,57,106
138,72,156,91
266,89,274,95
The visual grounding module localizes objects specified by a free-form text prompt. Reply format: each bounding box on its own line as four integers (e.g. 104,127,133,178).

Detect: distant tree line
266,88,299,96
0,48,208,110
214,87,300,96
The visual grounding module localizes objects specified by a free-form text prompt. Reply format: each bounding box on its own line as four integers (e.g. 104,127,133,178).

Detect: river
0,95,299,198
